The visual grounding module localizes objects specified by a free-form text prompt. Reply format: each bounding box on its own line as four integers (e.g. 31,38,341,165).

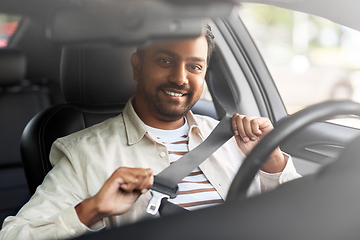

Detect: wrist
260,147,287,173
75,198,104,227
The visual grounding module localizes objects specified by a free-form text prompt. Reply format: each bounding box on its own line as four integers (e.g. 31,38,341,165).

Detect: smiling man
132,36,207,129
0,25,300,240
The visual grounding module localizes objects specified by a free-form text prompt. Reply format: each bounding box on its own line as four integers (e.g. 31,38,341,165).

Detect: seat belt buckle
146,190,170,215
146,178,179,215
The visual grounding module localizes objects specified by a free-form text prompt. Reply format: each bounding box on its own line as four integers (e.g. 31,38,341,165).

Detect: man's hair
137,23,215,65
205,23,215,65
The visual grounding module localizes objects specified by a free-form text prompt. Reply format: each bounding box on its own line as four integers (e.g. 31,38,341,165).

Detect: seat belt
146,67,238,216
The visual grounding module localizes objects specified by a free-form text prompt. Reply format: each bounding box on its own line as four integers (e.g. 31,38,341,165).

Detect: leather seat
21,46,137,195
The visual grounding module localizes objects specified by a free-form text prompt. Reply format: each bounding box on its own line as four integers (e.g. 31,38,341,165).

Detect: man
0,26,300,239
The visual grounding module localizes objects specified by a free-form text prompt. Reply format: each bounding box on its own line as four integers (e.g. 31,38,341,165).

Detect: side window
239,4,360,129
0,13,21,48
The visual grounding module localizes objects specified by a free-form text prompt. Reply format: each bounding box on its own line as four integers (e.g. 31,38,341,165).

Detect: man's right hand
75,167,154,227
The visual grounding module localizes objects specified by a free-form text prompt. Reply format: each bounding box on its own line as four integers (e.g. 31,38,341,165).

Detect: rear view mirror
47,0,237,45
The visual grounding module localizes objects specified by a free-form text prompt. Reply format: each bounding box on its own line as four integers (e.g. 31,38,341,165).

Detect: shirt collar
185,110,204,139
123,97,204,145
123,97,148,145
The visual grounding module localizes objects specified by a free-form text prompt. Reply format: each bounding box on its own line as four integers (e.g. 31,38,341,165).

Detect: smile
164,90,185,97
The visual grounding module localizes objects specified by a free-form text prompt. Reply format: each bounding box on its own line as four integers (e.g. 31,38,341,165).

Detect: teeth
165,90,183,97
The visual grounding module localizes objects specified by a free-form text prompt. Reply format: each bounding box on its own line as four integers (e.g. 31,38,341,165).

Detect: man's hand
232,114,286,173
75,167,153,227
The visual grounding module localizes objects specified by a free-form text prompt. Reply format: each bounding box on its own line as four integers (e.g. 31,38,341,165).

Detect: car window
0,13,21,48
200,81,212,101
238,3,360,129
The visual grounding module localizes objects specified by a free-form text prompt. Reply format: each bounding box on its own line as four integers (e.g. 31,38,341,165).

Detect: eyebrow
153,49,206,63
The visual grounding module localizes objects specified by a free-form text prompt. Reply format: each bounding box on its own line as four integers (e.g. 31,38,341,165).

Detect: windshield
239,3,360,129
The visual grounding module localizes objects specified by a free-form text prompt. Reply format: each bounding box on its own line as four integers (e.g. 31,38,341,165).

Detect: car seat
21,46,137,195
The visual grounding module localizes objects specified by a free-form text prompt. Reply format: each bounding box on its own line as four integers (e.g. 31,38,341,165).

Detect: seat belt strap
146,114,234,215
157,113,234,189
146,113,234,215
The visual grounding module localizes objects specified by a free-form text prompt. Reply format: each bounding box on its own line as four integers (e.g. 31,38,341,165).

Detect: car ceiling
1,0,359,29
2,0,359,44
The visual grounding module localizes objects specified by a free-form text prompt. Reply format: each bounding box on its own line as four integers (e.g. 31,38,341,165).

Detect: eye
158,58,171,65
188,65,202,72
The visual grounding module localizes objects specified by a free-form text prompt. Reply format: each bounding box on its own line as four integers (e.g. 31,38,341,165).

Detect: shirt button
69,229,76,235
160,152,166,158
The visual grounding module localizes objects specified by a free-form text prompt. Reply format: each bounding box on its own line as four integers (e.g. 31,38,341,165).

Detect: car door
208,10,360,176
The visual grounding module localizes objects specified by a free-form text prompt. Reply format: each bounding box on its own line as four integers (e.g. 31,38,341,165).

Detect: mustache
157,83,193,94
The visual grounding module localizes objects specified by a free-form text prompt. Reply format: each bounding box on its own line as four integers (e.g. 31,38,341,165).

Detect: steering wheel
226,100,360,201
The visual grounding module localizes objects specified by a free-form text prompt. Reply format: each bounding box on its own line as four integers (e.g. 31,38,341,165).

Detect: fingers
112,167,154,193
232,114,257,142
232,114,273,143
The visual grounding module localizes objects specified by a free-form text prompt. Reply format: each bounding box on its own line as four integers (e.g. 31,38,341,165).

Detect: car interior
2,0,360,239
0,27,220,224
0,49,35,225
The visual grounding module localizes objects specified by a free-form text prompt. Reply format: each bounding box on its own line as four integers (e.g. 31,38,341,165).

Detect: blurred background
0,13,20,48
239,3,360,128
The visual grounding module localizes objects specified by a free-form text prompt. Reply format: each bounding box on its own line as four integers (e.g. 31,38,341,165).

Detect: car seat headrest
60,46,137,105
0,49,26,86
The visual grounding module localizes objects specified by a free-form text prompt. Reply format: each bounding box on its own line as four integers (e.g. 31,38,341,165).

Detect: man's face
132,36,208,124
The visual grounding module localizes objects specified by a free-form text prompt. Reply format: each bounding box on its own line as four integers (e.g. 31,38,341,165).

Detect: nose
168,63,188,85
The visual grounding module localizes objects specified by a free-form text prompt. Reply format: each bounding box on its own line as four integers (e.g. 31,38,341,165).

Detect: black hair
205,23,215,64
137,23,215,65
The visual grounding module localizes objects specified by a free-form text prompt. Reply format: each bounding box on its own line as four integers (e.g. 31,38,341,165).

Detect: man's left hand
232,114,286,173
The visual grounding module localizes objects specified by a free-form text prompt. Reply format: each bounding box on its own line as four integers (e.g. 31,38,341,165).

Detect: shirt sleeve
0,140,105,240
258,152,301,192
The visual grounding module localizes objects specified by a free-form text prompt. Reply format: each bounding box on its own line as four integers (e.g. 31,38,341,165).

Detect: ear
131,52,141,82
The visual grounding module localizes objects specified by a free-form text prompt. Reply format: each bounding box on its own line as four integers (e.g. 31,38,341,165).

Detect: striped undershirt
146,118,223,211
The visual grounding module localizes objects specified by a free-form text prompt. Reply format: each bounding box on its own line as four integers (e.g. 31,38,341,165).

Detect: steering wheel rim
226,100,360,202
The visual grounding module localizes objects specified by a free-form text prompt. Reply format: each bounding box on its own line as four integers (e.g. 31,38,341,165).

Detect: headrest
0,49,26,86
60,46,137,105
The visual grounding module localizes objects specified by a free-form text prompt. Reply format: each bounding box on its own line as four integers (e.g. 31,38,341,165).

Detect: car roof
2,0,359,45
